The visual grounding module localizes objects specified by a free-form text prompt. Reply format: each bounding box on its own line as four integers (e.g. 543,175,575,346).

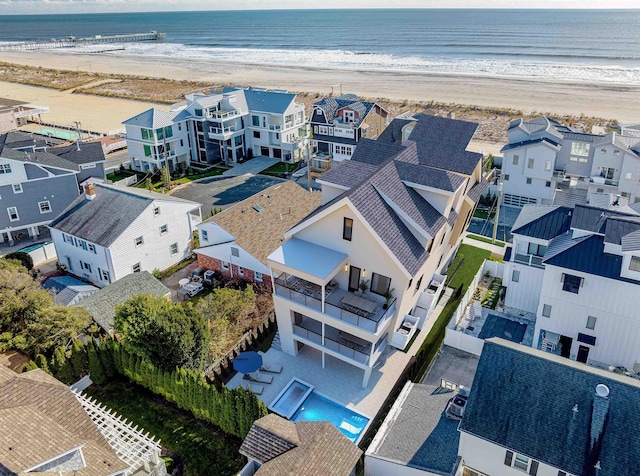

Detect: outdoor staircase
271,330,282,351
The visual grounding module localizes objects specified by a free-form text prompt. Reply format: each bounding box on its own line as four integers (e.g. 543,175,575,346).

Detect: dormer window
343,110,355,123
630,256,640,272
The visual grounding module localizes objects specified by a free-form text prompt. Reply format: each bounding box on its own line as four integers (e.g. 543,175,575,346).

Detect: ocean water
1,9,639,84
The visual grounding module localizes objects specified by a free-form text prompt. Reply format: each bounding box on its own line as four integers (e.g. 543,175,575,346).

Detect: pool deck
227,288,452,420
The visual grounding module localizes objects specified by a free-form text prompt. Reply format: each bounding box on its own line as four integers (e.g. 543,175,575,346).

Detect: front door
577,345,590,364
348,266,361,292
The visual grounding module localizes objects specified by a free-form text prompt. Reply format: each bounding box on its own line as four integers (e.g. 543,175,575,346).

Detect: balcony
293,315,372,364
275,275,396,333
513,253,544,268
208,109,240,120
269,124,283,131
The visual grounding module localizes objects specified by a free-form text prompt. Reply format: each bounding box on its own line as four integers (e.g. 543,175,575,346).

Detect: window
132,263,141,273
571,142,590,156
255,272,263,282
542,304,552,317
528,243,547,257
415,275,423,292
253,130,260,139
562,273,582,294
134,236,144,247
343,217,353,241
80,261,92,272
160,224,168,235
600,167,615,180
222,261,229,271
546,181,551,187
0,163,12,174
512,270,520,282
626,172,633,180
513,154,519,165
527,158,535,169
38,201,51,214
143,145,152,157
153,206,160,216
586,315,597,330
100,269,110,282
319,125,328,135
202,230,208,242
178,123,182,131
526,178,532,185
7,207,18,222
334,145,353,156
313,125,318,134
252,115,260,126
630,256,640,272
545,160,552,171
504,450,538,475
88,243,96,253
12,183,22,194
77,239,88,251
343,110,355,123
558,472,567,476
238,266,244,277
195,108,203,117
180,139,184,147
370,273,391,296
614,149,620,155
170,243,178,255
504,174,510,181
141,128,153,141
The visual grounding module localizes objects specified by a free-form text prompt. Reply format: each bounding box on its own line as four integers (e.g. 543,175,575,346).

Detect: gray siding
76,162,106,184
0,173,81,230
24,163,49,180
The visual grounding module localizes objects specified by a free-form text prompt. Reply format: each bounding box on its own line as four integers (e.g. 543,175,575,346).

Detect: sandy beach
1,50,639,135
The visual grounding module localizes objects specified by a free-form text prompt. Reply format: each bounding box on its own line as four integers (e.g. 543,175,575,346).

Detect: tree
145,177,153,191
161,165,171,190
114,295,211,371
3,252,33,271
69,338,88,377
197,287,256,327
88,339,106,385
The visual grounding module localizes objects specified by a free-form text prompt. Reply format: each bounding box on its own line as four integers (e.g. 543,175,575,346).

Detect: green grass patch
466,234,506,247
86,379,245,476
260,162,298,176
472,208,495,220
184,167,225,181
106,169,138,182
448,244,491,294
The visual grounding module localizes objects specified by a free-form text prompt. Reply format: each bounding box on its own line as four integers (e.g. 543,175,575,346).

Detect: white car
180,282,204,298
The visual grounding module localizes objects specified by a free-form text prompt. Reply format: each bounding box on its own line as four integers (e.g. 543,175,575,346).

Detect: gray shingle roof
42,275,99,306
318,160,378,189
466,178,490,204
394,161,466,192
369,383,460,475
350,138,405,166
122,108,175,128
409,114,478,150
0,146,80,171
543,235,639,284
48,184,200,248
74,271,170,331
0,130,62,149
500,137,561,152
511,206,573,240
376,117,413,144
49,142,105,165
313,96,376,128
460,339,640,476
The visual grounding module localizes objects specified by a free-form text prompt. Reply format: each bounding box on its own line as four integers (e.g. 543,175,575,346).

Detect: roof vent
595,384,610,398
253,205,264,213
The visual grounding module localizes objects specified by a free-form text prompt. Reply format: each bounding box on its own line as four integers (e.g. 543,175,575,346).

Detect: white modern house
458,338,640,476
267,115,488,387
48,183,201,287
500,116,640,208
123,88,309,172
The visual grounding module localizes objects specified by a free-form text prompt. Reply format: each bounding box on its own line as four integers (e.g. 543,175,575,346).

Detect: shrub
4,251,33,270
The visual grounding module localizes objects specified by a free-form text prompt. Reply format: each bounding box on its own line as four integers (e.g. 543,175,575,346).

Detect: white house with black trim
48,183,201,287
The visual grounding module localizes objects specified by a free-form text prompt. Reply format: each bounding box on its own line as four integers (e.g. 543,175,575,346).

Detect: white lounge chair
240,382,264,395
244,372,273,384
260,362,282,374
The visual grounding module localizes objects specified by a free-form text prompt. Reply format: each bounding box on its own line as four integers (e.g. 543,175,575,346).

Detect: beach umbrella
233,351,263,374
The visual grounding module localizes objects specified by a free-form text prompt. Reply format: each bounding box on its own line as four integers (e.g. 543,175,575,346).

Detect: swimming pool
19,241,52,253
34,128,80,140
269,378,370,443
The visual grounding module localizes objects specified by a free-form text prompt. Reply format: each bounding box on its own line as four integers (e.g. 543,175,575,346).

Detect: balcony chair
260,362,283,374
244,372,273,384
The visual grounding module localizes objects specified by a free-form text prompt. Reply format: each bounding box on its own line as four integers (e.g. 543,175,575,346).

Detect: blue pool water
19,241,51,253
292,393,369,443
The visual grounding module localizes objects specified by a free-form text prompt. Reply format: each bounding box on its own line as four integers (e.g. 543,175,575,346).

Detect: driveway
170,175,286,216
222,156,280,176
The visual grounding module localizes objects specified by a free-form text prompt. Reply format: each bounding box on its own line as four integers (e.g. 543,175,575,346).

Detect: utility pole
492,176,503,244
306,139,312,192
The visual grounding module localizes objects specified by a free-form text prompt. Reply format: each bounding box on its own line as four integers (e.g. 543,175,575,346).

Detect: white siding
502,144,556,205
0,158,27,185
503,261,544,314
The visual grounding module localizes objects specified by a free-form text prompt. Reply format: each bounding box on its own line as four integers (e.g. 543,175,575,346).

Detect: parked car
178,282,204,299
190,267,205,282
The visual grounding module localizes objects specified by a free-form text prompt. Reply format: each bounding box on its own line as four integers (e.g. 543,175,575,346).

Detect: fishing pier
0,32,166,51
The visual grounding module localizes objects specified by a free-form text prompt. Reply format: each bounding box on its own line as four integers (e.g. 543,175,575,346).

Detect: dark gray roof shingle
318,160,378,189
349,138,405,166
460,339,640,476
500,137,561,152
49,142,105,165
394,161,466,192
313,96,376,128
1,147,79,172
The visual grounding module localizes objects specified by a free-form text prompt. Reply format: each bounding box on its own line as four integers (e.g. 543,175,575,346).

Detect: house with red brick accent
194,181,321,291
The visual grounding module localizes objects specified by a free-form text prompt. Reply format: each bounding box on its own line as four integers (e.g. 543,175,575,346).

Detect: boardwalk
0,32,165,51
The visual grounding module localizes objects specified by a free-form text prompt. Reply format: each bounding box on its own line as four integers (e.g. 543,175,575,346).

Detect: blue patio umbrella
233,351,263,374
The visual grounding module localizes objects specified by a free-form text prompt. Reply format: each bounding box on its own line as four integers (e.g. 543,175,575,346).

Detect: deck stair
271,330,282,351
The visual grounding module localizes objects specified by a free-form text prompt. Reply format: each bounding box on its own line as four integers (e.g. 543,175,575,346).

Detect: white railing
14,106,50,118
209,109,240,120
102,140,127,155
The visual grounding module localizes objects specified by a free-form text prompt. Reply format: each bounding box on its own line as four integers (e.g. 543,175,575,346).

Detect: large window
600,167,615,180
528,243,547,257
562,273,582,294
143,145,152,157
343,217,353,241
141,128,153,141
527,158,535,169
571,142,590,157
370,273,391,296
630,256,640,272
253,130,261,139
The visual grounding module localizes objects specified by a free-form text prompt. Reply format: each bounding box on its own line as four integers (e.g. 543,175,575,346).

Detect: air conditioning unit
446,386,470,420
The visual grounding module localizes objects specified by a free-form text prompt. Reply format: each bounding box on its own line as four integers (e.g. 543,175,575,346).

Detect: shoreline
2,50,639,123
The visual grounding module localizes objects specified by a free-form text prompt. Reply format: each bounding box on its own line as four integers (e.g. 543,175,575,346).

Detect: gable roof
460,339,640,476
0,366,129,476
603,216,640,246
48,184,200,248
571,204,639,234
367,382,461,475
0,130,62,149
376,117,414,144
317,159,379,189
543,235,639,284
74,271,170,332
121,108,175,128
49,141,106,165
511,206,573,240
240,88,296,114
500,137,561,152
0,146,80,172
42,275,99,306
240,414,362,476
202,181,321,266
349,138,405,166
313,95,376,128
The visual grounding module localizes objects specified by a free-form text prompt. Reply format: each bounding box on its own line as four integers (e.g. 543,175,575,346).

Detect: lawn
448,244,491,293
86,379,245,476
106,169,138,182
260,162,298,176
466,233,506,247
134,168,225,192
473,208,495,220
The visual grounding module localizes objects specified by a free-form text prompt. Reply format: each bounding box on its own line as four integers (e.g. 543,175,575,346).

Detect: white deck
228,288,452,419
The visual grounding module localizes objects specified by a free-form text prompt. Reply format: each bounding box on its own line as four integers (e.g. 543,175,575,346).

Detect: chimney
76,140,81,152
84,183,96,200
590,384,610,453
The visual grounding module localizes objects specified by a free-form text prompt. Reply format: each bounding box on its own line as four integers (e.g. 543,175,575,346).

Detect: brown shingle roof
205,181,321,265
240,414,362,476
0,366,129,475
